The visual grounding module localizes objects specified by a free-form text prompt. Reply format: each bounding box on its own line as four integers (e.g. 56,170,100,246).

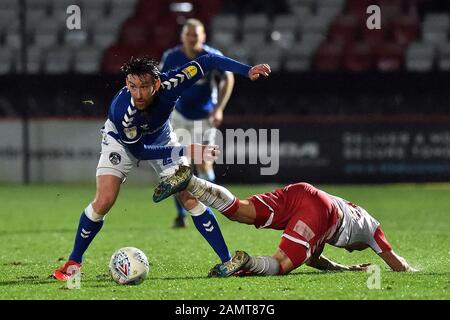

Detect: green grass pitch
0,182,448,300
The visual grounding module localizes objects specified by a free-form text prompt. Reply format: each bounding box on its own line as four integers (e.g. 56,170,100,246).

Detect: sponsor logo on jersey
182,65,198,79
109,152,121,165
124,126,138,139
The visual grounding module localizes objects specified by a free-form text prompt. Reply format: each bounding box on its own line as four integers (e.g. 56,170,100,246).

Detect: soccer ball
109,247,149,285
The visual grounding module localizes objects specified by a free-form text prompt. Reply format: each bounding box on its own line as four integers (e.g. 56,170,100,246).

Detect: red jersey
248,183,342,267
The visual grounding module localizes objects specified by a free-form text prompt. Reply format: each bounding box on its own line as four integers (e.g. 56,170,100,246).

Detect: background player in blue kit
52,53,271,280
160,19,235,228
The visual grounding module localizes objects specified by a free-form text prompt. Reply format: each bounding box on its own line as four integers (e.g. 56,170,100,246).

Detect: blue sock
191,207,231,263
174,197,186,218
69,211,104,263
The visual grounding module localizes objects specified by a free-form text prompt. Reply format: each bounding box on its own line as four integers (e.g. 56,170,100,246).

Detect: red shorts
249,183,341,268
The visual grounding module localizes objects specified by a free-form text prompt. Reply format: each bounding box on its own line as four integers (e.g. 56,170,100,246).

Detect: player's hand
210,108,223,127
347,263,372,271
248,64,271,81
187,143,220,164
406,265,419,272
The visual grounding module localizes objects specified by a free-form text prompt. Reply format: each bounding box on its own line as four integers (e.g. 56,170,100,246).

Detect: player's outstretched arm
378,250,418,272
160,54,270,102
306,254,371,272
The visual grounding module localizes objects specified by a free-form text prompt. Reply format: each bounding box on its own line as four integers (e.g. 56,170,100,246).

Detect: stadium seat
343,42,373,72
241,31,267,52
314,42,343,71
317,0,345,9
4,23,22,50
392,15,419,47
406,42,435,71
211,31,236,48
0,0,18,10
328,14,360,45
0,9,16,30
242,14,270,33
26,8,48,29
222,45,251,65
437,43,450,71
109,5,137,27
51,0,82,12
119,18,151,49
346,0,373,17
290,4,312,22
361,22,388,48
74,47,102,74
102,44,132,74
284,42,316,71
301,33,326,51
151,22,178,52
33,19,61,48
81,0,109,11
81,5,107,30
63,29,89,48
422,13,450,32
210,14,240,35
15,46,44,74
270,30,296,49
316,0,345,21
44,47,73,74
272,14,300,32
253,45,283,71
302,15,332,36
0,47,14,74
194,0,223,24
375,43,404,72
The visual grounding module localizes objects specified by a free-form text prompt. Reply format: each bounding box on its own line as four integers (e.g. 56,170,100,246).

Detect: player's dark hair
120,56,160,80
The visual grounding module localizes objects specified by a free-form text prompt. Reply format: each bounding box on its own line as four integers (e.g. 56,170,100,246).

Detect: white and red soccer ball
109,247,149,285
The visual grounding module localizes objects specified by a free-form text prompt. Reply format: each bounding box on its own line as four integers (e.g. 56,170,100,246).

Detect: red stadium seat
120,18,152,49
314,42,344,72
344,42,373,72
375,43,404,72
102,44,133,74
392,15,419,47
134,45,166,61
328,14,361,45
194,0,223,24
346,0,373,17
152,21,179,51
361,23,387,47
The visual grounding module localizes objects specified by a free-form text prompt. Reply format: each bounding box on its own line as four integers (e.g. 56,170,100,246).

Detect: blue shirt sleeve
160,53,251,102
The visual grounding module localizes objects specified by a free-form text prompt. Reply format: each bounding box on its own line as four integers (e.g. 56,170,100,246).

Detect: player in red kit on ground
153,166,418,277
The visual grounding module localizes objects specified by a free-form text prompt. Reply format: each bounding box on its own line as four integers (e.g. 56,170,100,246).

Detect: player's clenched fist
187,143,221,164
248,64,271,81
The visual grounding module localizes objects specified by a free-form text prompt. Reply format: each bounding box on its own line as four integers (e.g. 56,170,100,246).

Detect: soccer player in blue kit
52,53,271,280
160,19,235,228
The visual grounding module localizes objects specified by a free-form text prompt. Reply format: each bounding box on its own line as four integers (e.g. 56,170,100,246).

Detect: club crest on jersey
124,126,138,139
113,251,130,277
109,152,121,165
182,65,198,79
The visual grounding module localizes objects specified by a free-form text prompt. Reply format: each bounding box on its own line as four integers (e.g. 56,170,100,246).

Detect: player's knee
92,195,115,215
177,191,198,211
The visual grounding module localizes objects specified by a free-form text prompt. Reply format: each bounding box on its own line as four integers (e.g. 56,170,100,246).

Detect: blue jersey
160,45,226,120
105,54,251,161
